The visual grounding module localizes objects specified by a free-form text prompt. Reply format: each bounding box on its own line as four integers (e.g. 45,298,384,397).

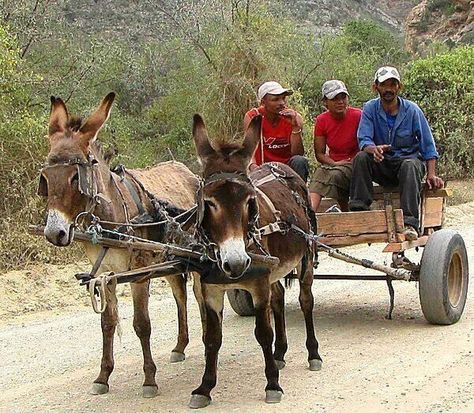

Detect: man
349,66,444,240
309,80,361,212
244,81,309,181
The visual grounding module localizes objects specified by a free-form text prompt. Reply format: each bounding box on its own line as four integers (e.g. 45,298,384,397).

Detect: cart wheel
227,289,255,316
419,229,469,325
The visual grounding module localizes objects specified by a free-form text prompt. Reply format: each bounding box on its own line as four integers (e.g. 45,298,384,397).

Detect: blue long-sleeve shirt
357,97,439,161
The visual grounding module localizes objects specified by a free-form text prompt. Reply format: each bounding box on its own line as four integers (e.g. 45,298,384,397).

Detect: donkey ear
49,96,69,137
78,92,115,149
192,114,216,165
241,114,262,161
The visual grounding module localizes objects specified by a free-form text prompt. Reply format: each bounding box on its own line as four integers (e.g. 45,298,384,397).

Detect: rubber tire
419,229,469,325
226,289,255,316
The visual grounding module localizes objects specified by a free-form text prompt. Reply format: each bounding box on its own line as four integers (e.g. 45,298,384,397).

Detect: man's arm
413,105,443,189
290,111,304,156
314,135,334,165
244,112,259,171
426,159,444,189
358,103,391,162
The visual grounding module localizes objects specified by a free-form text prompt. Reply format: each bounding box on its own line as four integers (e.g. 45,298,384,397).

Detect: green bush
403,46,474,178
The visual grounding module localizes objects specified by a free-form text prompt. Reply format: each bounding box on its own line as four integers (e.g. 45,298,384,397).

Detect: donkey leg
189,285,224,409
92,283,118,395
192,273,207,342
251,282,283,404
165,274,189,362
131,281,158,398
270,281,288,370
299,255,322,371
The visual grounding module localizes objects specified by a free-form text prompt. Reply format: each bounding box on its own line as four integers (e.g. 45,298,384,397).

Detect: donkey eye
204,199,217,209
70,173,79,187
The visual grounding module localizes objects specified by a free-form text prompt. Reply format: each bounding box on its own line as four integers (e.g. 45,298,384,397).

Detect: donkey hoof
170,351,186,363
142,385,159,398
90,382,109,395
275,359,286,370
265,390,283,404
309,359,323,371
189,394,211,409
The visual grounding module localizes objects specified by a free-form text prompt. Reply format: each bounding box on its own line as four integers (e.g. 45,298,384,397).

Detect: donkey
188,114,321,408
39,92,202,397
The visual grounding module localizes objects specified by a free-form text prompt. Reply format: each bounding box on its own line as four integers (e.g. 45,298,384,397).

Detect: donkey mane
67,115,83,132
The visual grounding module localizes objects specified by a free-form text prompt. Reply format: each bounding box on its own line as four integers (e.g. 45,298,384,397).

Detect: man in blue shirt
349,66,444,240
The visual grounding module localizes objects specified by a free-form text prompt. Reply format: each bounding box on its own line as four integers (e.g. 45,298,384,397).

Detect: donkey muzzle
218,238,251,279
44,209,74,246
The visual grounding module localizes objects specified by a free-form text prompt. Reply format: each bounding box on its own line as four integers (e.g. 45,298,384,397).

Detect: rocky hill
59,0,416,41
405,0,473,52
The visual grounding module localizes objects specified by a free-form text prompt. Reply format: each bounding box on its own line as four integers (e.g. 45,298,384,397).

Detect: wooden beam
423,197,444,227
382,235,429,252
317,233,389,247
28,225,280,268
316,210,404,237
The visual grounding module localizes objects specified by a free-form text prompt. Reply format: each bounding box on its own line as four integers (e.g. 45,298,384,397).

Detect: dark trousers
349,152,426,228
288,155,309,182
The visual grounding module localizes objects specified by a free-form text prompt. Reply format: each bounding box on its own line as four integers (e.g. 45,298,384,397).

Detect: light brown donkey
188,114,321,408
38,92,201,397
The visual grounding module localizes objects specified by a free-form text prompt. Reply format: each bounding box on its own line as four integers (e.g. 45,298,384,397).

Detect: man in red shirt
309,80,362,211
244,81,309,181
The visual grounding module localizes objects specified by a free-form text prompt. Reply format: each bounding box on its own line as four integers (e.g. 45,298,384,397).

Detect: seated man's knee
288,155,309,181
353,151,370,165
289,155,308,167
400,158,423,179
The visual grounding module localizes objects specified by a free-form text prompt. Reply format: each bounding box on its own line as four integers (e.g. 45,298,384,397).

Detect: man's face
261,93,288,115
375,78,401,104
324,93,348,116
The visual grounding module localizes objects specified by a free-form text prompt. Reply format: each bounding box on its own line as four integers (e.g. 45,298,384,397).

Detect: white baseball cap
257,81,293,101
322,80,349,99
374,66,401,83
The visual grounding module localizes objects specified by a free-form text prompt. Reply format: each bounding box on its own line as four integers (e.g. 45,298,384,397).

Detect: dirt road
1,204,473,412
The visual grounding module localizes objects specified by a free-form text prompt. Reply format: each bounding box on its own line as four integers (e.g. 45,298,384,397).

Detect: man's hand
279,109,303,129
248,162,259,172
364,144,392,163
334,158,352,165
426,174,444,189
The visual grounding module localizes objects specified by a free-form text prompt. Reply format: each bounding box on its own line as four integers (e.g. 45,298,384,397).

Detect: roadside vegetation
0,0,473,269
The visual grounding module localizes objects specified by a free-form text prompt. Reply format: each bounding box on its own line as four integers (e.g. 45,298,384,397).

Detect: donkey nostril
58,229,66,241
245,258,251,271
223,261,231,274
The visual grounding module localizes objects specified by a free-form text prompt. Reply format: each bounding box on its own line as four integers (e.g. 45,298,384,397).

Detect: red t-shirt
313,106,361,161
246,107,293,165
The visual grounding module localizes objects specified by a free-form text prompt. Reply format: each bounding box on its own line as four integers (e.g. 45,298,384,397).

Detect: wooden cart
227,185,469,325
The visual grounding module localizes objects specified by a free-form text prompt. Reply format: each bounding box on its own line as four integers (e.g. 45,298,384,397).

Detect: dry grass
446,179,474,206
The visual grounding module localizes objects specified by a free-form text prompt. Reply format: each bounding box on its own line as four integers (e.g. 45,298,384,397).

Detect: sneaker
325,204,342,213
402,225,418,241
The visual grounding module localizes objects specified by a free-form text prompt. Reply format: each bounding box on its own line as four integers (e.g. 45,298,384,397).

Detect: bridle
38,155,101,222
195,171,260,268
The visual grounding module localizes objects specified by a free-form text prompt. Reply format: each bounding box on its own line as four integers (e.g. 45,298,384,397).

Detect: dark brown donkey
188,114,321,408
39,93,202,397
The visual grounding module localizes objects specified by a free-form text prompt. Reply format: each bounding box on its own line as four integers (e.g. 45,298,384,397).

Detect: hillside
59,0,415,41
405,0,474,52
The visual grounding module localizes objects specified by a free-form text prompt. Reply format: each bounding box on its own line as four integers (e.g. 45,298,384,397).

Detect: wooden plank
384,194,397,242
316,209,404,236
317,233,389,247
424,188,452,198
382,235,429,252
423,197,444,227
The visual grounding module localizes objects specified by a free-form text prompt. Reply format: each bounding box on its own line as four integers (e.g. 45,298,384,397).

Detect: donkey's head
193,114,261,279
38,93,115,246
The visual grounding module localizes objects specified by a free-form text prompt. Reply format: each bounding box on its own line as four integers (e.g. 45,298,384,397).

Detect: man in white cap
309,80,361,212
349,66,444,240
244,81,309,181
